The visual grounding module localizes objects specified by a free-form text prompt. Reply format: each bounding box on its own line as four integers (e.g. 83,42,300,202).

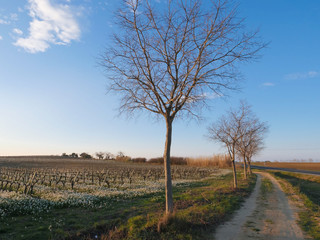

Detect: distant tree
61,153,68,158
80,152,92,159
235,102,268,178
116,151,131,161
104,152,114,160
102,0,265,214
70,153,79,158
207,104,248,188
208,101,268,186
96,152,105,160
117,151,125,158
244,133,265,174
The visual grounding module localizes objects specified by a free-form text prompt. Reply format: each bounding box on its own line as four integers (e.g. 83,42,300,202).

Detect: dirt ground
214,172,310,240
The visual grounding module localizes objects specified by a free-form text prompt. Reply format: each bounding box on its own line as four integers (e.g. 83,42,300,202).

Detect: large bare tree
102,0,264,214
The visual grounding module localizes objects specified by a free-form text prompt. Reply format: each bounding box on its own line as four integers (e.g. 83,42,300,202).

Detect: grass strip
271,171,320,240
260,177,273,200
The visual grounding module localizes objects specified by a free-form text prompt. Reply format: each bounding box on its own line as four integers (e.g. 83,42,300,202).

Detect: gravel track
214,172,309,240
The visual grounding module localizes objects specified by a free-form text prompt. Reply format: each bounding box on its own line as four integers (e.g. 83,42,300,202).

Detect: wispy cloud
0,19,10,25
0,36,3,40
10,13,18,21
13,28,23,35
0,13,19,25
285,71,319,80
262,82,275,87
14,0,81,53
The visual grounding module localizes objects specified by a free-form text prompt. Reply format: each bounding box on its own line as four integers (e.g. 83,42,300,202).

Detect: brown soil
214,172,310,240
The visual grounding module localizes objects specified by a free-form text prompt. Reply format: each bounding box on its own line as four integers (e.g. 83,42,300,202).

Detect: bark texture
164,118,173,214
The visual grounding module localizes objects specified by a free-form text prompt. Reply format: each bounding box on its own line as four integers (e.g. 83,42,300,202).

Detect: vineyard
0,158,221,218
0,166,211,194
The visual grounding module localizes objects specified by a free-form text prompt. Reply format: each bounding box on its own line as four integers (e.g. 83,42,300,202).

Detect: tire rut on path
214,172,307,240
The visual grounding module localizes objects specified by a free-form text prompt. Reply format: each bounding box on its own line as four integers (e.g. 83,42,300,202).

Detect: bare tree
208,101,268,186
207,103,248,188
96,152,105,160
245,132,266,175
236,102,268,179
102,0,265,214
104,152,114,160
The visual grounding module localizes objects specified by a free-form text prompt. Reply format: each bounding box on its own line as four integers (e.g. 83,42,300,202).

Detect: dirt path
214,172,308,240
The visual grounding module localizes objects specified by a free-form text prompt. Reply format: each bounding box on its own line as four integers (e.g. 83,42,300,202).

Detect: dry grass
130,157,147,163
253,162,320,172
147,155,232,168
157,212,177,233
186,155,231,168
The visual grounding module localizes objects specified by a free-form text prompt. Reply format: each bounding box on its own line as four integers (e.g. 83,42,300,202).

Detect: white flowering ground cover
0,178,197,218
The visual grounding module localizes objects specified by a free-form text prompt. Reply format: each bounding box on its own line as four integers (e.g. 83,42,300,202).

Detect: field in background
0,154,231,169
252,162,320,172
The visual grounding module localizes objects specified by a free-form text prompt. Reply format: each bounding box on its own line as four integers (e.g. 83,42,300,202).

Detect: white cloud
14,0,81,53
10,13,19,21
0,36,3,40
0,19,10,25
262,82,275,87
13,28,23,35
0,13,19,25
203,92,223,99
285,71,319,80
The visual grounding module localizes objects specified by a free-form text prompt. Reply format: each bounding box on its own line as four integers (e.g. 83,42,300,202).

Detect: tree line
61,152,118,160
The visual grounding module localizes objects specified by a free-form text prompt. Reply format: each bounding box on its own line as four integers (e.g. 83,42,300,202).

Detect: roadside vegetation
271,171,320,240
260,178,273,199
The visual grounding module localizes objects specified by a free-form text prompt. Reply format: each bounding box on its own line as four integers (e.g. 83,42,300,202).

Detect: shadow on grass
273,172,320,206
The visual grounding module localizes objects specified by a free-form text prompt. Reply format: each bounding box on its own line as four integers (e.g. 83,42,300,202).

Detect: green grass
0,173,257,240
272,172,320,240
260,178,273,199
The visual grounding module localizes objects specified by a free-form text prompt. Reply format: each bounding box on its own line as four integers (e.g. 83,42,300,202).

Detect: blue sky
0,0,319,161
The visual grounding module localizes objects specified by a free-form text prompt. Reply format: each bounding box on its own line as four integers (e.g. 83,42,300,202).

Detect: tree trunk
243,154,247,180
231,159,238,189
231,146,238,189
247,157,252,175
163,117,174,214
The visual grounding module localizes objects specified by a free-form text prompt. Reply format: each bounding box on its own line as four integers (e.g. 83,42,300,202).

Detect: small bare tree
245,133,265,175
208,101,268,186
96,152,105,160
102,0,265,213
104,152,114,160
236,102,268,179
207,103,248,188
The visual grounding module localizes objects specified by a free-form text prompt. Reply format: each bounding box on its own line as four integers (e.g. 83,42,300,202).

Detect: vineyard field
0,157,222,218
